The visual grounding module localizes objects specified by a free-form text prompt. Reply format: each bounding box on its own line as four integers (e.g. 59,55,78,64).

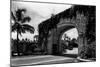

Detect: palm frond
12,23,18,32
15,9,26,22
12,23,22,32
22,24,35,33
11,11,16,21
19,27,26,34
21,16,31,23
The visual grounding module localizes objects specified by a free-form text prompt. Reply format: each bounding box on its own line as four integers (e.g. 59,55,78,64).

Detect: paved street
11,55,80,66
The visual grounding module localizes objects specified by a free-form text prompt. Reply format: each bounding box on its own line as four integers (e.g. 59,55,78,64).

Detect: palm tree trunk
17,30,20,56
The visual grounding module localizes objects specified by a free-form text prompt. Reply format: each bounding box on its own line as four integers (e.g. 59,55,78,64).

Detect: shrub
80,41,96,59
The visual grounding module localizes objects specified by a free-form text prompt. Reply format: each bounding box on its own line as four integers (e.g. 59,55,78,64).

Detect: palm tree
11,9,35,56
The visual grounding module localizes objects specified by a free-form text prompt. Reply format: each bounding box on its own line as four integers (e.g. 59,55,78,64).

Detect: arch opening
51,25,79,56
60,28,79,55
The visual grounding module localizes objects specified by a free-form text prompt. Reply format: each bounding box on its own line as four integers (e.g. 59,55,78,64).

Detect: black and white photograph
10,0,96,66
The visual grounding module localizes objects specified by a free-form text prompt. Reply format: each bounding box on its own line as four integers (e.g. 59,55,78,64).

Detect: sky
11,1,79,40
61,28,78,40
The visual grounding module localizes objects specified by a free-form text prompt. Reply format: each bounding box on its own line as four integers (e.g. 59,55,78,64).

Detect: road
11,55,81,67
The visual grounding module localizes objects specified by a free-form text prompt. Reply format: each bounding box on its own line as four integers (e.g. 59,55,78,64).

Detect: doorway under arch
51,24,79,57
60,28,79,55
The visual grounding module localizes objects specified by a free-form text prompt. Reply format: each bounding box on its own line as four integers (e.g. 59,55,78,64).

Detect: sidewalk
11,55,54,61
11,55,76,66
11,55,95,66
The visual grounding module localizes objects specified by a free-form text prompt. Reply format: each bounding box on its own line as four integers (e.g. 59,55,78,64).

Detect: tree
11,9,35,56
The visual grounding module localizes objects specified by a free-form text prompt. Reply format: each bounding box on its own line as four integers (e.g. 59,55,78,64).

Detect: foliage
11,39,41,56
11,9,34,35
59,6,96,58
11,8,35,56
80,41,96,59
70,6,95,59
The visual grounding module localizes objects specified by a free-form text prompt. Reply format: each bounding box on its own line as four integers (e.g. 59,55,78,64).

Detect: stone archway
46,22,84,57
47,23,80,55
46,23,77,55
56,25,76,55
